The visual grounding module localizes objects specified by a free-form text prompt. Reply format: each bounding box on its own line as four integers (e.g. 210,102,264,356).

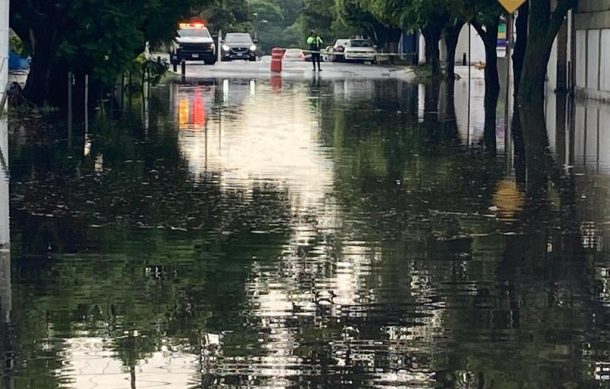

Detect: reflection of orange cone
492,178,525,220
270,75,282,94
192,87,206,128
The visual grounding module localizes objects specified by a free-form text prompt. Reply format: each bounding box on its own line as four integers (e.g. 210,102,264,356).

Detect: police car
170,21,217,65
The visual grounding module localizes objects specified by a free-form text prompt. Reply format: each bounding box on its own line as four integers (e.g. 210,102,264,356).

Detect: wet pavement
166,57,418,81
2,74,610,388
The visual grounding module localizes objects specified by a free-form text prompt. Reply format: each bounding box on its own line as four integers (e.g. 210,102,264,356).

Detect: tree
335,0,402,50
511,2,529,183
459,0,502,154
201,0,253,33
469,2,502,97
300,0,339,41
357,0,465,81
10,0,210,108
517,0,577,194
250,0,287,53
401,0,451,80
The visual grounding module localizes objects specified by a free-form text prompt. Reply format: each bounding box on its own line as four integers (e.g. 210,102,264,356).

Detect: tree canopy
10,0,212,106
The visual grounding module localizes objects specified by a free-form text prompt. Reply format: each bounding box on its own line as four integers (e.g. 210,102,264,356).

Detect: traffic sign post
497,0,523,169
497,0,527,14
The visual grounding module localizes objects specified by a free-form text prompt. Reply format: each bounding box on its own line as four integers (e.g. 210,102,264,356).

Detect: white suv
170,21,217,65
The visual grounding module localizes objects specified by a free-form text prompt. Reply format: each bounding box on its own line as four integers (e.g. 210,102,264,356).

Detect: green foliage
201,0,253,33
9,0,211,106
297,0,367,48
9,31,26,56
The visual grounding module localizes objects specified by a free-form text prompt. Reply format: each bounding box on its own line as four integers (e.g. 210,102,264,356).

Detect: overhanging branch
547,0,577,43
471,19,486,39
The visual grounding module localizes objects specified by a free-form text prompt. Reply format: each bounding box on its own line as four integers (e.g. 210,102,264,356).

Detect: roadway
167,56,416,81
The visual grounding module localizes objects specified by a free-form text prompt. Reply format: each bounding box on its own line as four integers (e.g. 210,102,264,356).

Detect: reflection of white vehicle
170,21,217,65
343,39,377,63
174,84,216,130
283,48,305,61
332,79,376,102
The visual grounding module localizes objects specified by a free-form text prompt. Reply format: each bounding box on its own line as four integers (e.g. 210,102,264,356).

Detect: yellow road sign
498,0,527,13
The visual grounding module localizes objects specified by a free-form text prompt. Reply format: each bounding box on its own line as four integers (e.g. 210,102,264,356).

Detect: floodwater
2,75,610,388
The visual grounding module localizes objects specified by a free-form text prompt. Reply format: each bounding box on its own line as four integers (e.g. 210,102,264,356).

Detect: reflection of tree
7,77,606,387
9,101,294,385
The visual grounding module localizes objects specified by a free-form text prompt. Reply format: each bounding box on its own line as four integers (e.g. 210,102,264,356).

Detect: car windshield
349,40,372,48
178,28,211,38
334,40,349,47
225,34,253,44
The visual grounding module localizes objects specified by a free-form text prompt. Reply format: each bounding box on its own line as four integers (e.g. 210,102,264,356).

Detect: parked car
343,39,377,63
327,39,350,62
221,33,257,61
283,48,305,61
170,21,217,65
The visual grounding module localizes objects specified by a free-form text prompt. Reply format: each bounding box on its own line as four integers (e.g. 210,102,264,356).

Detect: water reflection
5,76,610,387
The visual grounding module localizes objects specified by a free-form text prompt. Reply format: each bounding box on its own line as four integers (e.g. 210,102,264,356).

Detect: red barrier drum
271,47,284,73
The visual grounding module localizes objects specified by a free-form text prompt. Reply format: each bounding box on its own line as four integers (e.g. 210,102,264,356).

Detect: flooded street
3,75,610,388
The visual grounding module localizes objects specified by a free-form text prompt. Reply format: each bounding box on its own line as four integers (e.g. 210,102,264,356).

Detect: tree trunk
481,18,501,95
424,78,441,125
444,21,464,96
422,25,442,81
512,108,527,183
511,2,529,184
512,2,529,96
484,87,500,156
440,82,458,138
519,0,576,195
473,18,500,155
519,43,554,196
22,27,59,106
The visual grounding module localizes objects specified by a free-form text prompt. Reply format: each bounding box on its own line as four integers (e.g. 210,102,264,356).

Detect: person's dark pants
311,53,321,70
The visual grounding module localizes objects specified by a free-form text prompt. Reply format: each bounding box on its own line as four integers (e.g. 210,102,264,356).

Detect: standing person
307,30,323,71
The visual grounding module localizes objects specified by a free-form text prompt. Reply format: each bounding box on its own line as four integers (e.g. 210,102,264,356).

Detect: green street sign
498,0,527,13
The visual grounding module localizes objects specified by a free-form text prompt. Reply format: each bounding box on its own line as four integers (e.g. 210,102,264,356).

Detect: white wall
587,30,601,90
454,24,486,64
576,30,587,88
573,0,610,99
0,0,8,103
600,29,610,92
574,27,610,99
